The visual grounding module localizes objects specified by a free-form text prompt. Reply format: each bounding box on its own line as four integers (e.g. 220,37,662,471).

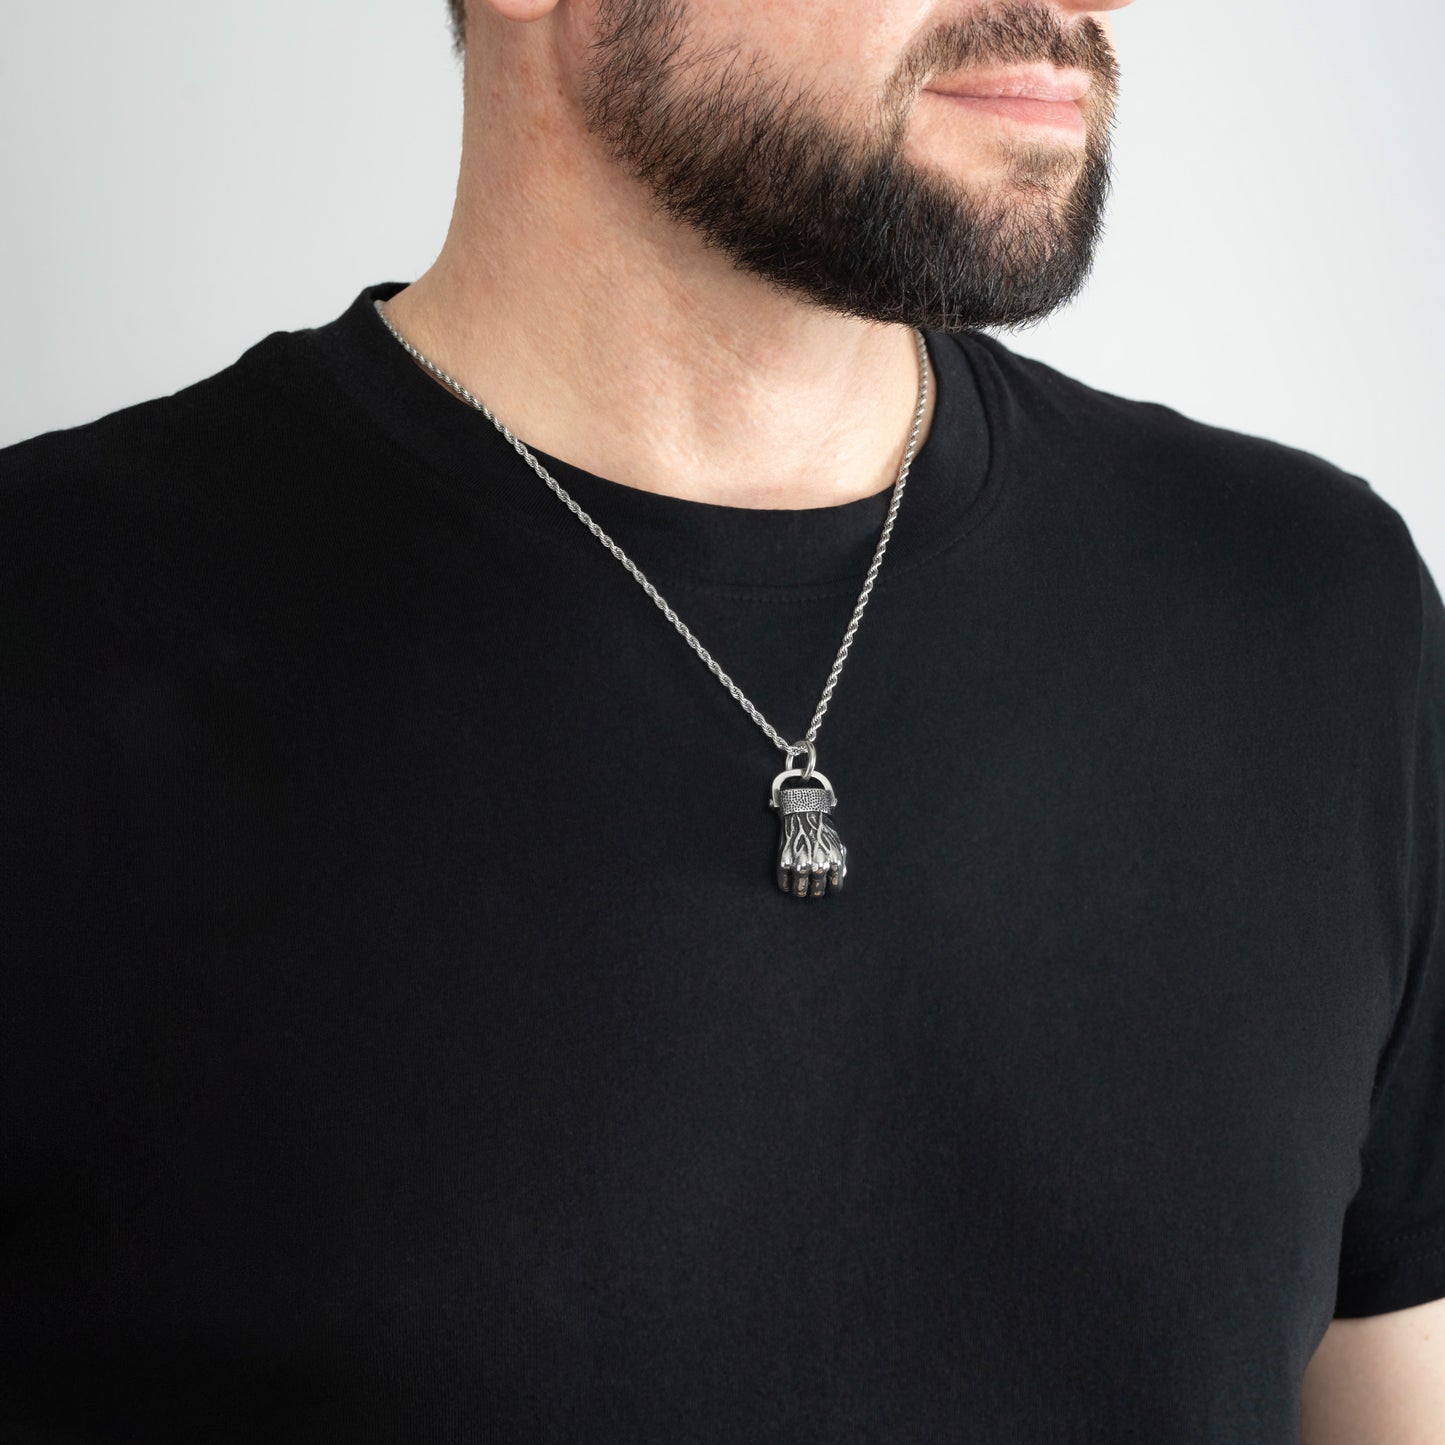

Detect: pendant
769,755,847,898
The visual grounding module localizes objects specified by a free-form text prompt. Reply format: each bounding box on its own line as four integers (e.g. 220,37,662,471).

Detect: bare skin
383,0,1126,511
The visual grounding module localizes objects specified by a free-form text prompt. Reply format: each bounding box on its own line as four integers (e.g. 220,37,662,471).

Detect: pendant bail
788,738,817,782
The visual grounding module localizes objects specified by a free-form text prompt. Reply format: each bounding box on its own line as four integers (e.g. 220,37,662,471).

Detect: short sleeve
1334,531,1445,1317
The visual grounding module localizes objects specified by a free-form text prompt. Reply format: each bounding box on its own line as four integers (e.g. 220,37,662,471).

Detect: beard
580,0,1121,335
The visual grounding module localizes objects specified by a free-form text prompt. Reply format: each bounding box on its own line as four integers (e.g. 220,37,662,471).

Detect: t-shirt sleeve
1333,530,1445,1318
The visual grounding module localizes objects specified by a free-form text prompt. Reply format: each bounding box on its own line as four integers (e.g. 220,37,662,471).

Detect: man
2,0,1441,1438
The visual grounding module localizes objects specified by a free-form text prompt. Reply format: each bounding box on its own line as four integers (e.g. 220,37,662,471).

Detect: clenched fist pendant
769,758,847,898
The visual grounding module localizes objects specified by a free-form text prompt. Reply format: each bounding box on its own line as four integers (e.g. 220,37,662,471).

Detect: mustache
893,1,1120,105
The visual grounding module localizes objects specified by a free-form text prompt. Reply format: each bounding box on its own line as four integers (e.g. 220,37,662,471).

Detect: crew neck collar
295,279,1005,595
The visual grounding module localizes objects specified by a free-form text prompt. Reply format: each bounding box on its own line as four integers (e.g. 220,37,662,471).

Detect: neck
380,63,935,513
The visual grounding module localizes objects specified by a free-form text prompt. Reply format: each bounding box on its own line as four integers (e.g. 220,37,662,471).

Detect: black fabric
3,277,1443,1443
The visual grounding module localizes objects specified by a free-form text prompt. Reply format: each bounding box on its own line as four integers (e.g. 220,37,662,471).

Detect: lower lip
927,92,1085,139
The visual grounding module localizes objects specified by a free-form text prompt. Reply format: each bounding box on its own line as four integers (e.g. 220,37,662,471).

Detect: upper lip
926,67,1091,103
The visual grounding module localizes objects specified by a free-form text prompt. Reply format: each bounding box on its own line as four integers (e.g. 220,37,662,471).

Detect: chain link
372,298,928,778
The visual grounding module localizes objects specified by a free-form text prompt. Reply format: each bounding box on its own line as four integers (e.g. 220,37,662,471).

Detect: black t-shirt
3,278,1444,1443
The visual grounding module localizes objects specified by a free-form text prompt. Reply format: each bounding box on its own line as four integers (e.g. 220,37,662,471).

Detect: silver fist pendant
769,765,847,898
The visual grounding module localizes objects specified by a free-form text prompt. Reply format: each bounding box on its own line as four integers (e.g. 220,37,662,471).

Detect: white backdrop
3,1,1441,578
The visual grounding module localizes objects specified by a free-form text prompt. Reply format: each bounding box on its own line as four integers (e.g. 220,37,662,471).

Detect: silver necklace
372,298,929,899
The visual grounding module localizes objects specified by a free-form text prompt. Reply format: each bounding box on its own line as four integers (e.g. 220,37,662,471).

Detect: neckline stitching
286,289,1009,600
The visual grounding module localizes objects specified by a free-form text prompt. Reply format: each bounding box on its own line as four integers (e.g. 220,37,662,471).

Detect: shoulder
0,329,323,653
963,327,1391,515
962,329,1423,639
0,344,314,970
0,327,295,536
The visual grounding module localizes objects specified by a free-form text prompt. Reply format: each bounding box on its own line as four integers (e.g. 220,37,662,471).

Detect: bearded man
2,2,1442,1439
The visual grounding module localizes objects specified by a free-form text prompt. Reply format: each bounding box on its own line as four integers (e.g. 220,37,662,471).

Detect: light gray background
3,1,1440,578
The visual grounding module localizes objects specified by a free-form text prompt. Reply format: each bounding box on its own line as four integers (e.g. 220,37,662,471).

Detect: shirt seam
274,318,1008,603
1339,1217,1445,1276
1362,505,1429,1116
